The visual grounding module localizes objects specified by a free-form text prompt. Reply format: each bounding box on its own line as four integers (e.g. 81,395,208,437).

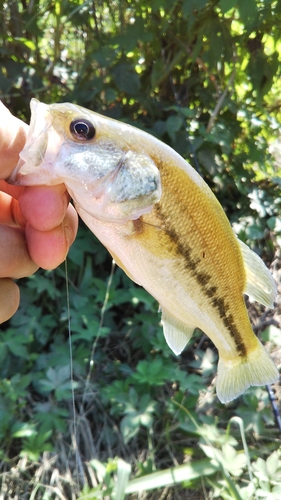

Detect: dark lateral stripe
154,204,247,357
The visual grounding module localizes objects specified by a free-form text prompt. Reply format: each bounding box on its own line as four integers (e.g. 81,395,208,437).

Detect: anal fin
238,239,277,308
161,308,195,355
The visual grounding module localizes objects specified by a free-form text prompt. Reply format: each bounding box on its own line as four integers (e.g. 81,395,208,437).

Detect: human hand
0,102,78,323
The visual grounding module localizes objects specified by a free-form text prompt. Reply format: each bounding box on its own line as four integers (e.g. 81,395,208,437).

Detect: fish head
9,99,162,223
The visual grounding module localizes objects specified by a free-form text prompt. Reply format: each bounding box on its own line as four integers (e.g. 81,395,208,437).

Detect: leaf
129,287,156,308
113,459,131,500
272,485,281,494
262,325,281,346
0,344,8,365
37,365,75,398
120,413,141,443
182,0,208,16
239,482,256,500
267,216,281,233
222,443,247,477
219,0,236,14
266,451,280,479
238,0,258,29
166,115,183,142
6,340,29,359
200,443,223,464
20,431,53,461
245,224,264,241
12,423,36,438
253,458,269,482
11,37,36,50
205,21,225,67
46,366,67,385
90,459,107,481
173,370,205,394
112,63,140,95
256,483,270,494
133,358,170,386
125,459,218,493
55,380,79,401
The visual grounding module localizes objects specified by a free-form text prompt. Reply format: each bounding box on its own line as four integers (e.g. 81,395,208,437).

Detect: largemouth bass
9,98,279,403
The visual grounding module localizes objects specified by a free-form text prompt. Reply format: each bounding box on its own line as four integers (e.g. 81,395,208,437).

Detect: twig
169,33,220,92
252,317,279,333
266,385,281,436
206,68,236,133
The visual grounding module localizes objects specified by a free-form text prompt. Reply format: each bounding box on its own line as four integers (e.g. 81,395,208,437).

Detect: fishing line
64,257,84,488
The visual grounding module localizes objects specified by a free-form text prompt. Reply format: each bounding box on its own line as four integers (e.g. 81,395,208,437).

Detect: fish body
9,99,279,403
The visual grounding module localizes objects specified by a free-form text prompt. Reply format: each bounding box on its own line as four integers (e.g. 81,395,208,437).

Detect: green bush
1,1,281,498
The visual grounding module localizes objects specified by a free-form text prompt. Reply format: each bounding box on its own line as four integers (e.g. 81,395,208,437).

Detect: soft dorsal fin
238,239,277,308
161,308,195,355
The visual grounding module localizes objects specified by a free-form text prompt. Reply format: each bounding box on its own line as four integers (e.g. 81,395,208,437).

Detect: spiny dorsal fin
238,239,277,308
161,308,195,355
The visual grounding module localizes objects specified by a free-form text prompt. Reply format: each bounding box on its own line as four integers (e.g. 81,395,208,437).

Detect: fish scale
136,199,248,358
8,98,280,403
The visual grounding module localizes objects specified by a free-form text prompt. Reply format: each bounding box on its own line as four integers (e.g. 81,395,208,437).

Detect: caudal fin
216,340,279,404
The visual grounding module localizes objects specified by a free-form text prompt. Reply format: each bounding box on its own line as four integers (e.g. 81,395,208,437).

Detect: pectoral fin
238,239,277,308
161,308,195,355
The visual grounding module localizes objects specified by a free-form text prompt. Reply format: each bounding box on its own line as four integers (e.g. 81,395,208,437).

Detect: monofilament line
64,258,84,489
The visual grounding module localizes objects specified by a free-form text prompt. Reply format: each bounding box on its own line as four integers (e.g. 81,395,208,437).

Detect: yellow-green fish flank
9,99,279,403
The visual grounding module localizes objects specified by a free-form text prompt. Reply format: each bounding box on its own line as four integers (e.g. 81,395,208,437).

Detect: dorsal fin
238,239,277,308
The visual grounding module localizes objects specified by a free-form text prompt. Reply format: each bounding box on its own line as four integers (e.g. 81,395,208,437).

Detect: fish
9,98,279,403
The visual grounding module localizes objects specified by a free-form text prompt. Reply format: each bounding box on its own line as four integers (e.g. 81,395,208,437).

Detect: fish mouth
8,99,63,186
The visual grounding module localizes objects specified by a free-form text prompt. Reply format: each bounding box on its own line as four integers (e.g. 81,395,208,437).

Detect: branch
206,68,236,133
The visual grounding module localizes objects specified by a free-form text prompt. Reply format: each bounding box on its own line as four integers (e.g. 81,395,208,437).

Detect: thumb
0,102,28,179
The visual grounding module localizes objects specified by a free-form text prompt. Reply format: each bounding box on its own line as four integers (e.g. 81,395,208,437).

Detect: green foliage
1,0,281,498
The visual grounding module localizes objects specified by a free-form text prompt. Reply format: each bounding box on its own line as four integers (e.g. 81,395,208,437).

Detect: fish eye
70,118,96,141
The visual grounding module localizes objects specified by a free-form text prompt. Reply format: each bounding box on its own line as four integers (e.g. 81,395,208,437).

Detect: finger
0,180,23,199
0,191,26,227
0,102,28,179
19,184,70,231
0,278,20,324
25,204,78,269
0,225,38,278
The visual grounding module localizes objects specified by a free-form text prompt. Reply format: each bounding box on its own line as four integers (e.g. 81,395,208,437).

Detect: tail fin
216,340,279,404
